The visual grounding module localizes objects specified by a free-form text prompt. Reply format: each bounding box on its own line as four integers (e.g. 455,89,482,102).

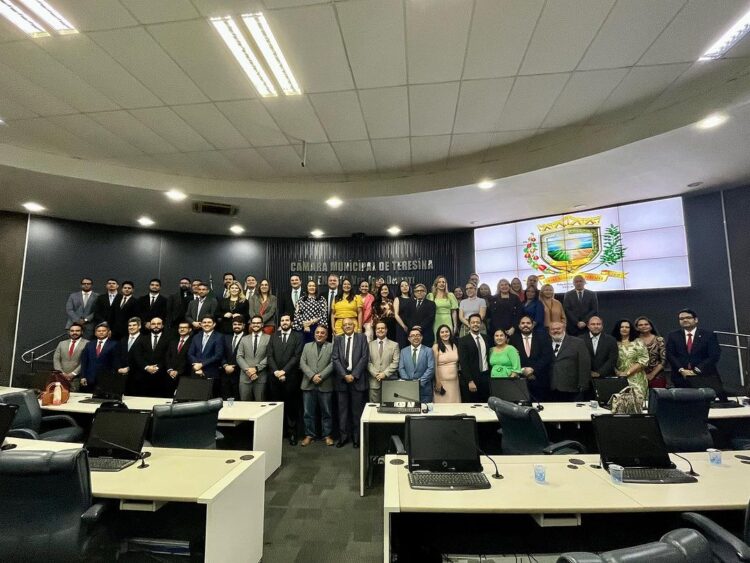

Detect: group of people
56,271,722,447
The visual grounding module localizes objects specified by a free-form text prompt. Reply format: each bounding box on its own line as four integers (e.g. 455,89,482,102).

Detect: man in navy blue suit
398,326,436,404
219,315,245,400
666,308,722,389
188,315,225,392
332,317,369,448
80,322,120,391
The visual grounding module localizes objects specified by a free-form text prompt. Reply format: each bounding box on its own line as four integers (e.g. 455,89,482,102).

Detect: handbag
40,381,70,406
47,370,71,391
607,385,642,414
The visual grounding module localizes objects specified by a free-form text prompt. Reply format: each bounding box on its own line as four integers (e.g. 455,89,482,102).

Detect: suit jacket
266,330,304,391
457,332,491,389
92,293,120,327
666,328,721,376
399,299,437,347
367,338,400,389
65,291,98,328
118,334,142,375
185,296,219,326
248,295,278,328
223,332,245,368
52,338,88,376
398,344,436,403
135,294,168,328
187,331,225,379
216,299,250,334
300,341,334,392
166,289,193,328
509,331,553,390
130,332,170,394
236,332,271,384
562,289,598,335
80,338,120,384
277,289,300,323
165,334,193,378
584,333,619,378
550,335,591,393
332,333,369,392
110,294,138,340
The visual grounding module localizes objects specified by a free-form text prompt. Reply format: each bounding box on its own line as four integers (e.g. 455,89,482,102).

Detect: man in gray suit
185,282,219,331
52,323,88,391
549,321,591,401
367,320,399,403
332,317,369,448
65,277,98,338
299,325,335,447
236,315,271,401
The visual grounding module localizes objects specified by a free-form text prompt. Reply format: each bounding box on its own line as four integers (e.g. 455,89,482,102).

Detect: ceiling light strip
242,12,301,96
211,16,277,97
700,8,750,60
0,0,48,37
17,0,76,34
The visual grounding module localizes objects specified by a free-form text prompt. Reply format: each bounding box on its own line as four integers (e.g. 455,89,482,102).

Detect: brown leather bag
40,381,70,406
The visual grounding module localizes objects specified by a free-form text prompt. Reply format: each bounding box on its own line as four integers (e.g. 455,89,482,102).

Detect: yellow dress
332,294,362,335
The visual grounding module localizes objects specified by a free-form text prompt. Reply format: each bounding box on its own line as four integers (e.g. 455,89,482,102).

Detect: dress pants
269,379,301,438
337,384,366,440
461,370,490,403
302,389,333,438
239,375,267,401
217,371,240,400
368,386,381,404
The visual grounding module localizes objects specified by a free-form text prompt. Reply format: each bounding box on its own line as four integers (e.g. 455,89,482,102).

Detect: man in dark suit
166,277,192,331
277,274,303,325
117,317,142,394
92,278,120,327
187,316,225,391
666,308,722,389
562,275,599,336
165,322,193,397
332,317,369,448
136,278,168,333
549,321,591,401
267,314,304,445
510,315,553,402
131,316,169,397
186,282,219,331
219,315,245,400
399,283,437,347
79,322,120,392
398,326,436,404
111,281,137,340
457,313,491,402
584,316,619,380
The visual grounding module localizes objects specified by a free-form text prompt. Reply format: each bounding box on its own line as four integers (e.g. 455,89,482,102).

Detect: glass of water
227,397,235,407
533,464,546,483
609,464,624,484
707,448,721,465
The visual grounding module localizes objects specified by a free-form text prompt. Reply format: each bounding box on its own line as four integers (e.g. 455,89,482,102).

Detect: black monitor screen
86,409,151,459
406,416,481,472
0,403,18,441
94,371,127,398
174,378,213,402
593,414,671,469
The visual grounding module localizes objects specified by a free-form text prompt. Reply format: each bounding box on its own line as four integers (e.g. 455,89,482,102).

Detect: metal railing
19,331,67,374
716,331,749,387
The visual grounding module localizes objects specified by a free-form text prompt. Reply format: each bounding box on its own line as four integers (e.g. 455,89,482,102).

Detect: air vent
192,201,238,217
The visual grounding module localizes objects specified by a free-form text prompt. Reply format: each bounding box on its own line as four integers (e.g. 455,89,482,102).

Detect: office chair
647,388,716,452
557,528,712,562
683,498,750,562
150,398,223,449
0,449,112,561
1,389,83,442
488,397,585,455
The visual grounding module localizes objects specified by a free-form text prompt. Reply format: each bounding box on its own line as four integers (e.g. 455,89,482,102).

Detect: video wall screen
474,197,691,292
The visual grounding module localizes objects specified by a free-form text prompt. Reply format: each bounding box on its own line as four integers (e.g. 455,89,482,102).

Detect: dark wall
0,211,27,385
724,186,750,336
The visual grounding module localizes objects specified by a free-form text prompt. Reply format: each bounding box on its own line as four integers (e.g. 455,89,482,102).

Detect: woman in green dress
489,329,522,378
611,319,649,402
426,275,458,341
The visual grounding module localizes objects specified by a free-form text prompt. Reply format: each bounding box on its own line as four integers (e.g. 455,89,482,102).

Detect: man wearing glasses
400,284,437,347
666,308,721,388
237,315,271,401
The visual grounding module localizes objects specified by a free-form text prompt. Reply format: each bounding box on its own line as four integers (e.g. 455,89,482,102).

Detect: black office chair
647,388,715,452
683,499,750,562
557,528,712,562
0,449,112,561
1,389,83,442
150,398,223,449
488,397,585,455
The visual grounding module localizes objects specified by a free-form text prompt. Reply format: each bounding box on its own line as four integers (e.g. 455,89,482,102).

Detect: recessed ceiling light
326,197,343,208
477,180,495,190
310,229,324,238
0,0,48,37
229,225,245,234
17,0,76,34
687,181,704,188
22,201,45,212
241,12,301,96
165,189,187,202
0,117,6,125
699,8,750,61
387,226,401,236
137,216,155,227
696,113,728,129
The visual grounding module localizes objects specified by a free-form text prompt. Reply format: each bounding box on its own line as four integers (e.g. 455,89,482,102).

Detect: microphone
671,452,700,477
449,428,503,480
393,392,421,404
89,436,150,469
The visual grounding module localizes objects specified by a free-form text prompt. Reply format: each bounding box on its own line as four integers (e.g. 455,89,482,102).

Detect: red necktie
177,337,185,353
96,340,103,357
686,333,693,354
68,340,76,357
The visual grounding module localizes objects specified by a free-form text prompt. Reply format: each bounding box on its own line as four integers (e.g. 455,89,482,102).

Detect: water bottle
52,382,62,406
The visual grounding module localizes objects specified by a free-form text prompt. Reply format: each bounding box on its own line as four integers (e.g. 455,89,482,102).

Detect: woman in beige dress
540,283,565,330
433,324,461,403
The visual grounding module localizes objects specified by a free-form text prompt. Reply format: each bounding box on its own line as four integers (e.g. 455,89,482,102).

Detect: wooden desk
7,437,265,562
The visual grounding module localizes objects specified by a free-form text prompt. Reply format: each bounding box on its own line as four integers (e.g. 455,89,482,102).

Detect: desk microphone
393,392,421,404
90,437,150,469
671,452,699,477
450,428,503,480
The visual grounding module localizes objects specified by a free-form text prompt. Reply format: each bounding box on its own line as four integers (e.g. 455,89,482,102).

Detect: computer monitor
406,415,482,473
685,375,729,403
381,380,420,405
489,378,531,404
92,371,127,400
592,414,673,470
592,378,629,405
86,409,151,461
173,377,213,403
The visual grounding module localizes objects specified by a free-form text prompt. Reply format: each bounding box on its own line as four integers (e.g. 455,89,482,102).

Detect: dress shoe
288,436,297,446
324,436,335,447
300,436,314,447
352,438,360,449
336,437,350,448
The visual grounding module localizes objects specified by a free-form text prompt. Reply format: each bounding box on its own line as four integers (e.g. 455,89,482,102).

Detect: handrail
715,331,749,387
20,331,67,364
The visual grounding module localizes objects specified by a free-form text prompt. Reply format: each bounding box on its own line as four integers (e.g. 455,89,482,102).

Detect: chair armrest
7,428,40,439
543,440,586,454
389,435,406,455
556,553,603,562
40,414,80,430
81,502,109,524
683,512,750,560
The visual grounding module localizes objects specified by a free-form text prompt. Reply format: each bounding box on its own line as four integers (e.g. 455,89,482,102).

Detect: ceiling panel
0,17,28,42
309,91,368,142
129,107,213,152
191,151,245,179
2,117,103,158
520,0,615,75
336,0,406,89
578,0,685,70
463,0,544,79
0,95,36,120
262,0,324,7
256,145,310,176
496,74,569,131
358,86,409,138
148,20,258,102
411,135,450,169
0,62,75,116
639,0,750,65
453,78,514,134
88,27,209,105
264,5,354,93
303,143,343,175
263,97,328,143
220,148,276,178
89,111,178,154
171,103,249,149
155,152,215,177
542,68,628,128
215,100,289,147
48,114,143,157
331,140,376,172
449,133,493,159
121,0,200,24
409,82,460,136
371,137,411,171
406,0,473,83
54,0,138,30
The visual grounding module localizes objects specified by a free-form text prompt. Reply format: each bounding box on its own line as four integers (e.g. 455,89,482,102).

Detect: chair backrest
2,390,42,432
647,388,715,452
488,397,550,455
150,398,223,449
0,449,92,559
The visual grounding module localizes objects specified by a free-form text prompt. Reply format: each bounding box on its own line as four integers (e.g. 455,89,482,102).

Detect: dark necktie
416,299,422,308
345,336,351,370
153,334,158,350
554,342,560,356
282,333,287,345
253,334,258,355
379,340,383,358
411,347,417,365
151,295,156,307
96,340,103,357
121,296,127,308
577,291,582,302
233,334,240,350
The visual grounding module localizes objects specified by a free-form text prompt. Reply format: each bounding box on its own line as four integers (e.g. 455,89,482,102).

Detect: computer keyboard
89,457,136,472
622,467,697,484
378,406,421,414
409,472,491,490
79,398,109,404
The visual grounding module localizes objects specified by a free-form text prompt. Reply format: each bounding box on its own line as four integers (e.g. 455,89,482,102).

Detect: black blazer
267,331,303,391
562,289,598,335
332,333,369,392
135,294,168,329
92,293,119,327
666,328,721,376
399,299,437,347
277,289,298,323
550,335,591,393
457,332,491,389
165,334,193,378
509,331,553,389
216,299,250,334
166,289,192,328
583,333,619,378
111,295,138,340
223,333,244,367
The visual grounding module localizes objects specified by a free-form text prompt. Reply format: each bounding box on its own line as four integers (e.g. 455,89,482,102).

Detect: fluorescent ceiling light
696,113,728,129
310,229,324,238
229,225,245,234
387,226,401,236
165,189,187,201
326,197,343,208
137,216,155,227
477,180,495,190
0,0,48,37
22,201,45,212
699,8,750,60
241,12,301,96
17,0,76,34
211,16,277,97
0,117,5,125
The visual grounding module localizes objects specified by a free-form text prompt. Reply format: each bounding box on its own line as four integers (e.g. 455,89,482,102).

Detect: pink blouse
361,293,375,324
